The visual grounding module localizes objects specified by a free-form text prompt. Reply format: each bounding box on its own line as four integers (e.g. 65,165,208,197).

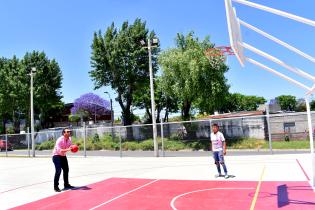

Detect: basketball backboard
224,0,245,66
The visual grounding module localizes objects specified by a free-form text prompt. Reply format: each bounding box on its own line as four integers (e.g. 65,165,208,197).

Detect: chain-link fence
0,112,314,157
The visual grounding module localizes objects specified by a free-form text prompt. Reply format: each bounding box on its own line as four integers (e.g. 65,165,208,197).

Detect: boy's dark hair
62,127,70,134
212,123,219,128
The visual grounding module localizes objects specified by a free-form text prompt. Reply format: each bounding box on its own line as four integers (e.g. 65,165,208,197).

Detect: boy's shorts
213,151,224,163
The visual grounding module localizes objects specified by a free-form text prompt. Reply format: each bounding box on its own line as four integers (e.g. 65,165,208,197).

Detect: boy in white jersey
210,123,228,179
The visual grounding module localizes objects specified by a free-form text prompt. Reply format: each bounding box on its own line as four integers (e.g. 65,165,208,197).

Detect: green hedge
36,140,55,150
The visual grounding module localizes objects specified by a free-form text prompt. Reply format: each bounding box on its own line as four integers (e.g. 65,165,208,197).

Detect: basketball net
205,46,235,67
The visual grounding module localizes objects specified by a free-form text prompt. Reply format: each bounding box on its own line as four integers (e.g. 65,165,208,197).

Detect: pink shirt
52,136,72,156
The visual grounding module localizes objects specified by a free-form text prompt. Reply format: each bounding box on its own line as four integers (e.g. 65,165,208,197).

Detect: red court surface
10,178,315,210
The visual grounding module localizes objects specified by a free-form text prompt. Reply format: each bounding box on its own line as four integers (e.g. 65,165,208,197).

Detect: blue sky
1,0,314,118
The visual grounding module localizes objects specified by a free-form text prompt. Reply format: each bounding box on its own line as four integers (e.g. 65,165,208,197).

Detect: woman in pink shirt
52,128,75,192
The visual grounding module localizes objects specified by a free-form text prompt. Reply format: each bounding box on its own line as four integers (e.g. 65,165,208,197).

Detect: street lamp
104,91,114,138
30,67,36,157
141,38,159,157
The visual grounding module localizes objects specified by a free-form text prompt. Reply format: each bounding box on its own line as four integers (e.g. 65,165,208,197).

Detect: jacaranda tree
71,93,110,122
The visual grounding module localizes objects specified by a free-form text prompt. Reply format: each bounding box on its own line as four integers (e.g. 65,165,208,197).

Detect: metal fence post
83,122,86,158
266,104,273,154
27,127,30,157
161,119,165,157
119,127,122,158
209,119,212,152
5,134,8,157
209,119,212,138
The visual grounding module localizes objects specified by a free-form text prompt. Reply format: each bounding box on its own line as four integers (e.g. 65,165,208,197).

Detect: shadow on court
277,184,315,208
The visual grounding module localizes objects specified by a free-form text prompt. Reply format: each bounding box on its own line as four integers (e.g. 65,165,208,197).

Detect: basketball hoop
205,46,235,67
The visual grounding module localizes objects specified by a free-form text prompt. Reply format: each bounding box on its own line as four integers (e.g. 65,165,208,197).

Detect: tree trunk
2,118,6,134
122,109,134,140
13,119,20,133
12,111,20,133
182,100,191,120
164,109,169,122
145,106,152,123
117,92,134,140
156,106,162,123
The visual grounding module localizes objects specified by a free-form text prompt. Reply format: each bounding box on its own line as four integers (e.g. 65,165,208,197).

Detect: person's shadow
277,184,315,207
62,186,92,191
249,184,315,208
217,174,236,178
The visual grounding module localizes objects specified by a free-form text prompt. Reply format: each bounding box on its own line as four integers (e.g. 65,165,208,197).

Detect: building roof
206,111,264,119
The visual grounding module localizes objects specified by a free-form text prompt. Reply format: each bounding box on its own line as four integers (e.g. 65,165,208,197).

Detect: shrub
228,138,265,149
186,141,210,151
139,140,154,150
122,142,140,151
6,127,15,134
85,141,103,150
164,140,186,151
169,133,180,141
102,141,119,150
102,134,120,143
93,133,100,143
36,140,55,150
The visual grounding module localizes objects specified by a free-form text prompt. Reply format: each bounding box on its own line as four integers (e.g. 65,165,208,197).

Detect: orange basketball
71,145,79,153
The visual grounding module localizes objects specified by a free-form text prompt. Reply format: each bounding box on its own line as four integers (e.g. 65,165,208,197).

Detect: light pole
30,67,36,157
141,38,159,157
85,101,106,124
266,102,273,154
104,91,114,138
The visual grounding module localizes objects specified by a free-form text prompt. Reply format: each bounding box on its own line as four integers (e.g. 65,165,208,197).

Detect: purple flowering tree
71,93,110,122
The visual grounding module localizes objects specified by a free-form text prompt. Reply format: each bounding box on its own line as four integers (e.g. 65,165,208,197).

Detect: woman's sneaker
224,174,229,179
54,187,61,192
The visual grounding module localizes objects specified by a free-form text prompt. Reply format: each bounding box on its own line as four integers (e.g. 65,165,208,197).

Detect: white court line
89,179,159,210
170,187,255,210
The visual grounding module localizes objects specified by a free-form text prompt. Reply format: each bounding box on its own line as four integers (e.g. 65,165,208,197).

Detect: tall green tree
295,98,306,112
0,56,27,132
133,77,179,123
226,93,266,112
90,18,159,126
0,52,63,133
21,51,63,129
276,95,296,111
158,32,229,120
0,58,6,132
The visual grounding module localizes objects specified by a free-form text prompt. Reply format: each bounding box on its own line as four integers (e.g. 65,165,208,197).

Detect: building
53,103,112,127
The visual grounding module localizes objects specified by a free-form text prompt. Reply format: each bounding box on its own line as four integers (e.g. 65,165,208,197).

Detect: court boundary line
89,179,159,210
170,187,255,210
296,159,310,181
250,165,266,210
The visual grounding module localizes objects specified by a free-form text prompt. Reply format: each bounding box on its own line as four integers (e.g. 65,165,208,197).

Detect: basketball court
1,153,315,210
8,178,315,210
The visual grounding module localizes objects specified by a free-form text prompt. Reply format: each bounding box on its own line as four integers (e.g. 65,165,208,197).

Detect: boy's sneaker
215,174,222,178
224,175,229,179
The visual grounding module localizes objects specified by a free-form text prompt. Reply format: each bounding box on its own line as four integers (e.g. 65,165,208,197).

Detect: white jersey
210,131,225,151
